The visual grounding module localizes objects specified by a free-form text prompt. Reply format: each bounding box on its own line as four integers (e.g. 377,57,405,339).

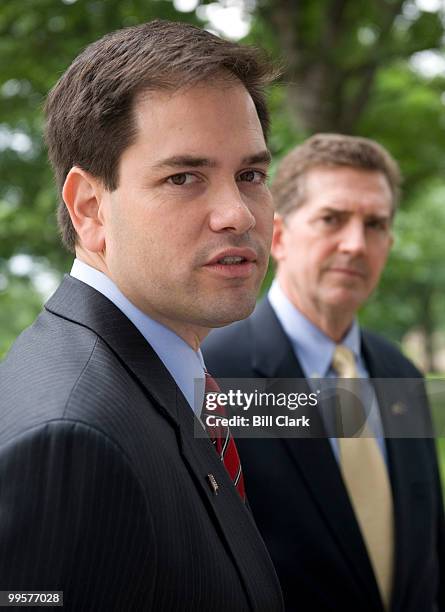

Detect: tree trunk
257,0,408,133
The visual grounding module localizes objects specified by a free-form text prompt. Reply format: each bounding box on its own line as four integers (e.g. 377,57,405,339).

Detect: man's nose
338,221,367,255
209,183,256,234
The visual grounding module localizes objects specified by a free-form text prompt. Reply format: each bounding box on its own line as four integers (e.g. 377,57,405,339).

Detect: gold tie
332,346,394,610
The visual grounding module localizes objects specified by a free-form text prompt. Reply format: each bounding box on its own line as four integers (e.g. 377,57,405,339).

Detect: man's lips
327,266,366,278
203,247,258,279
205,247,257,266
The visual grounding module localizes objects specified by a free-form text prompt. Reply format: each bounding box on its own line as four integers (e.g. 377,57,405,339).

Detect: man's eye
167,173,197,186
237,170,266,184
367,219,388,231
322,215,338,225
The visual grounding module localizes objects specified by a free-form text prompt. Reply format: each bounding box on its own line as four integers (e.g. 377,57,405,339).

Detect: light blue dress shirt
268,279,387,462
70,259,205,415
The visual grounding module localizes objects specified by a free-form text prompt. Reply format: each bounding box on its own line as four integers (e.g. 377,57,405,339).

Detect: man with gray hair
204,133,444,612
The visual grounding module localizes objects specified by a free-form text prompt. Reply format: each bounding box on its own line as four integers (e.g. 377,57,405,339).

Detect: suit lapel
248,300,384,608
45,276,281,610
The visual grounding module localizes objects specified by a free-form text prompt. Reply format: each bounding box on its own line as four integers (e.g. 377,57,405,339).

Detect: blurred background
1,0,445,470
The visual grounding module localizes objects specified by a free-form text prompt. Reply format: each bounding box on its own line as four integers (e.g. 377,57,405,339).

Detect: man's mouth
216,255,248,265
206,247,257,266
328,266,366,278
204,248,258,278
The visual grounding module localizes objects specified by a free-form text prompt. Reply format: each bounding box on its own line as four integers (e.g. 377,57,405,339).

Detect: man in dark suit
0,21,284,611
204,134,444,612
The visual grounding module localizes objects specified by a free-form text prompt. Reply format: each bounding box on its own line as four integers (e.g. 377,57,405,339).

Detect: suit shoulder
1,310,104,441
362,328,423,377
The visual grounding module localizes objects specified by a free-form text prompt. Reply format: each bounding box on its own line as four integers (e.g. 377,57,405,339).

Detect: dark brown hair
45,20,277,251
272,133,401,218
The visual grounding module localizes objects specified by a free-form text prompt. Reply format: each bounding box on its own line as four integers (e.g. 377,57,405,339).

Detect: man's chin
325,289,365,313
205,296,257,329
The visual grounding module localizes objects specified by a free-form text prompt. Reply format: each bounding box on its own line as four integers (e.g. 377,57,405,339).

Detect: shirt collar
268,279,361,378
70,259,205,414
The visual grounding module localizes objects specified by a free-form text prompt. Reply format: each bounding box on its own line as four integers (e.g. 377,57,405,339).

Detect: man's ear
270,214,286,262
62,167,106,253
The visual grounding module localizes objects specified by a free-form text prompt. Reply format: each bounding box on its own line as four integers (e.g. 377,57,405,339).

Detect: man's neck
276,276,354,343
300,309,353,343
74,251,209,350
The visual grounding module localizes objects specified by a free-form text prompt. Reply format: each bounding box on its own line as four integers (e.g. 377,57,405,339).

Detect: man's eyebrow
319,206,391,219
318,206,346,214
152,150,272,170
242,150,272,165
153,156,217,169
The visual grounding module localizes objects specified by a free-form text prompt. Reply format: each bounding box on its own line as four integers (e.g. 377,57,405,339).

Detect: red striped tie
203,372,246,502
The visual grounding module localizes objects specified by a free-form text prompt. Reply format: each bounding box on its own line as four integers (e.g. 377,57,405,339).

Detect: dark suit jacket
203,298,445,612
0,277,283,612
